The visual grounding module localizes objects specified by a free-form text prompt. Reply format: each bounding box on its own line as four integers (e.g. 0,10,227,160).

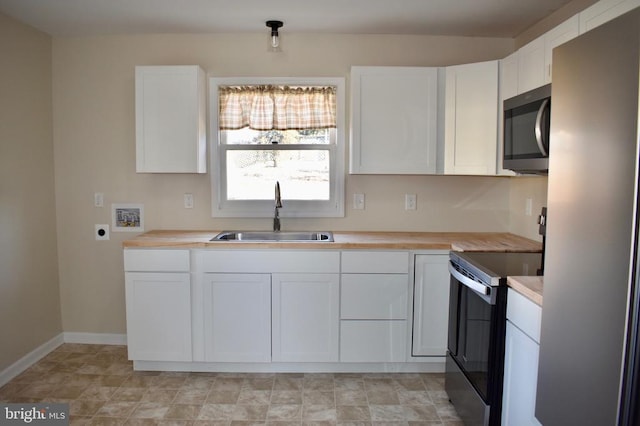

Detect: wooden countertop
123,230,542,252
507,276,544,306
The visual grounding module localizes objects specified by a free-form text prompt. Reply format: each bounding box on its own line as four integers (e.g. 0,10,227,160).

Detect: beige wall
0,13,62,371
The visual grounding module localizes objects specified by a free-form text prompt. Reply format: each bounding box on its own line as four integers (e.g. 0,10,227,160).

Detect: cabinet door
125,272,192,361
502,321,542,426
202,273,271,362
272,273,340,362
350,66,438,174
517,37,546,94
443,60,499,175
412,254,450,356
500,52,519,101
544,16,580,84
135,65,206,173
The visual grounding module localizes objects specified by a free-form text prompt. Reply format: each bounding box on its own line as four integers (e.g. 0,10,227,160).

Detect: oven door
447,261,495,402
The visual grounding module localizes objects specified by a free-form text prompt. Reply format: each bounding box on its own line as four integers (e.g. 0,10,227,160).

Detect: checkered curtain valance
218,85,337,131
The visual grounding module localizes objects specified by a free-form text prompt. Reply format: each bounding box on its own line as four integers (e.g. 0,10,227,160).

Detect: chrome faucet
274,181,283,231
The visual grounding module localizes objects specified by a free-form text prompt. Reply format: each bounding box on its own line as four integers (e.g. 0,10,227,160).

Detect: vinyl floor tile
0,344,462,425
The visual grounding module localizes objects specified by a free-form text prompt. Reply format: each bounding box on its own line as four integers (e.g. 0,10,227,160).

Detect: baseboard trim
63,332,127,346
0,333,64,387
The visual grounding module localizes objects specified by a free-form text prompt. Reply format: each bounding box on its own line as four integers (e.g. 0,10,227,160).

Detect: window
210,78,345,218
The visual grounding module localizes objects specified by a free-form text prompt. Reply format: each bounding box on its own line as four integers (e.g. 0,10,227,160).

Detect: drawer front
340,320,407,362
195,250,340,273
124,249,190,272
341,274,408,319
507,288,542,343
341,251,409,273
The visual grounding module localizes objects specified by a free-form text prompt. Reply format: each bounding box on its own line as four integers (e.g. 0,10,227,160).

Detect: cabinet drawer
124,249,190,272
341,251,409,273
195,250,340,273
507,288,542,343
340,320,407,362
341,274,408,319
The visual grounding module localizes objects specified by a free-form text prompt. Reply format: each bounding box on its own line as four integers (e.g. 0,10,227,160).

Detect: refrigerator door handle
535,98,550,157
448,262,489,296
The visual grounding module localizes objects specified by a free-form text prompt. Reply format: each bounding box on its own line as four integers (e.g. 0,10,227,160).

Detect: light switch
94,192,104,207
353,193,365,210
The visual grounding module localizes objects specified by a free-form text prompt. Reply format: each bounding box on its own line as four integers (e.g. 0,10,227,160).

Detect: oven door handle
448,262,489,296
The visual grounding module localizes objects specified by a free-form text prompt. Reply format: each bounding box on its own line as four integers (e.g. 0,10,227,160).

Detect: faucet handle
275,181,283,208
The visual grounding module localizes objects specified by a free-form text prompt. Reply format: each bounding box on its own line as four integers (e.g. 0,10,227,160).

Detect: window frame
209,77,345,218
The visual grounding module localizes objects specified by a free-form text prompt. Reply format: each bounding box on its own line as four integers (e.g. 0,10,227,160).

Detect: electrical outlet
184,193,194,209
405,194,417,210
353,193,365,210
95,224,110,241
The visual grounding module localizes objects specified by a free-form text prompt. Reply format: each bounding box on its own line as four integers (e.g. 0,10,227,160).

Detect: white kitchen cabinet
502,288,543,426
517,36,546,94
544,16,580,84
202,273,271,362
340,251,409,362
341,274,408,320
350,66,438,174
341,321,407,362
124,249,192,362
500,51,519,101
579,0,640,33
135,65,206,173
516,16,579,94
442,60,499,175
272,273,340,362
412,254,450,356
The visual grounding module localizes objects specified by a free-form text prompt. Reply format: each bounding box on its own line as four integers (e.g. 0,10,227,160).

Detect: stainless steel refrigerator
536,7,640,426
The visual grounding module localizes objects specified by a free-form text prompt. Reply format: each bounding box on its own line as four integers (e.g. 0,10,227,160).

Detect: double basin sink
211,231,334,242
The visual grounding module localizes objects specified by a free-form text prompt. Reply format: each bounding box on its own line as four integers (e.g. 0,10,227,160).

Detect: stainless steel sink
211,231,334,242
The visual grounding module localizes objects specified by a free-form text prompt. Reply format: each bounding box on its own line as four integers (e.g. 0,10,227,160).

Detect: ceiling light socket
266,20,283,51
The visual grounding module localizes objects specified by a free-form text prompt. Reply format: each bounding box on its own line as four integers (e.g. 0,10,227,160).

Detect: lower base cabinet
125,248,452,370
272,273,340,362
412,254,450,356
203,273,271,362
125,272,192,361
502,288,543,426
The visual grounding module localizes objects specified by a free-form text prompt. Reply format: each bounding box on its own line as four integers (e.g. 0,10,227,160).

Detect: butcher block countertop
123,230,542,252
507,276,544,306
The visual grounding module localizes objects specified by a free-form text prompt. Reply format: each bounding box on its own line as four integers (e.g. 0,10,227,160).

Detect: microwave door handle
448,262,489,296
535,98,550,157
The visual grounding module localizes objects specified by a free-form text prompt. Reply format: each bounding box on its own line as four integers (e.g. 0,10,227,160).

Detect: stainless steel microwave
503,84,551,174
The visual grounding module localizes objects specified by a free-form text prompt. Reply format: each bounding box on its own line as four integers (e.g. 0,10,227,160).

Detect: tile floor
0,344,463,425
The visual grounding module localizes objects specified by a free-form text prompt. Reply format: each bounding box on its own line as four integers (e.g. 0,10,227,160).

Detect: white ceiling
0,0,575,38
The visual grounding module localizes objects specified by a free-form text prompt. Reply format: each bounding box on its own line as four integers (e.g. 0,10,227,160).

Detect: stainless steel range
446,251,542,426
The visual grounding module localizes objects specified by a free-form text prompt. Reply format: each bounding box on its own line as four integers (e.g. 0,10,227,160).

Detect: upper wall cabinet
442,60,499,175
500,52,519,101
517,16,579,94
350,66,438,174
579,0,640,32
135,65,206,173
